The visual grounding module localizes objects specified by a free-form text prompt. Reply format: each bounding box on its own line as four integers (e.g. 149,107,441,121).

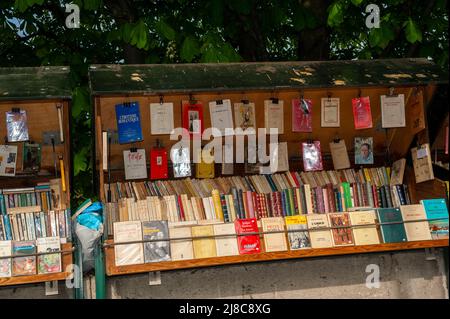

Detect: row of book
113,199,449,267
0,209,71,243
104,181,411,236
0,178,67,214
0,237,62,277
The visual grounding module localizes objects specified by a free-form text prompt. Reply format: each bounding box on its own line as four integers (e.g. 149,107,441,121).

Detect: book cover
328,213,354,246
6,110,29,142
321,97,340,127
12,241,36,276
234,218,261,254
264,99,284,134
182,101,204,138
113,221,144,266
50,178,66,211
169,226,194,260
209,99,234,136
213,223,239,257
37,236,61,274
22,142,41,173
261,217,287,252
171,145,191,178
411,144,434,183
354,137,374,165
192,225,217,258
0,145,17,176
349,210,380,245
123,149,147,180
329,139,350,170
381,94,406,128
352,96,373,129
292,98,313,132
306,214,333,248
400,205,432,241
142,221,171,263
390,158,406,186
150,102,174,135
421,199,449,239
0,240,12,277
150,147,168,180
377,208,407,243
115,102,143,144
285,215,311,250
234,101,256,134
196,148,215,179
302,141,323,171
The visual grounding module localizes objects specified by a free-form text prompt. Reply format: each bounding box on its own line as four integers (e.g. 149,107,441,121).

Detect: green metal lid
0,66,72,101
89,58,448,96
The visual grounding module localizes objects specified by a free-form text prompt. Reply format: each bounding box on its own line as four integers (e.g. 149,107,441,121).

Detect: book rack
89,59,449,277
0,67,75,289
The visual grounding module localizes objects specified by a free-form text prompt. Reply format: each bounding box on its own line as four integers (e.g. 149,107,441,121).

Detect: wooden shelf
0,243,73,287
104,239,448,276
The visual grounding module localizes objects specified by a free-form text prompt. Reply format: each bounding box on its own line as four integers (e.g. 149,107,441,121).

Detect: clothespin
327,92,332,102
130,147,137,153
333,134,341,144
11,107,20,113
216,99,223,105
357,88,362,98
388,87,398,97
159,94,164,105
156,139,163,148
4,136,8,145
271,97,279,104
241,99,249,105
189,93,196,104
300,88,304,100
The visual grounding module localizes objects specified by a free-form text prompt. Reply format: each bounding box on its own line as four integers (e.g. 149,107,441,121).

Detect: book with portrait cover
12,240,36,276
328,212,354,246
352,96,373,129
235,218,261,254
115,102,143,144
142,221,171,263
292,98,313,132
182,101,204,138
37,236,61,274
354,137,374,165
377,208,407,243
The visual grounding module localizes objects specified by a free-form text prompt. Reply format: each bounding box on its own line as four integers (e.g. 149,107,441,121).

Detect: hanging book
142,221,171,263
321,97,340,127
0,145,17,176
411,143,434,183
6,109,29,142
182,101,203,138
302,141,323,171
273,142,289,173
352,96,373,129
22,142,41,173
264,99,284,134
390,158,406,186
292,98,312,132
381,94,406,128
329,139,350,170
115,102,143,144
123,149,147,180
234,101,256,134
209,99,234,136
196,147,215,179
354,137,374,165
150,144,168,180
150,102,174,135
171,145,191,178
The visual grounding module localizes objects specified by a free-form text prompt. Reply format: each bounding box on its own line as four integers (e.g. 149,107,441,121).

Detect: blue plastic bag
76,201,103,231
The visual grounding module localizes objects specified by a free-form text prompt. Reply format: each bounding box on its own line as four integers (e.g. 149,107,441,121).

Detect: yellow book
192,225,217,258
285,215,311,249
211,189,224,221
196,148,215,178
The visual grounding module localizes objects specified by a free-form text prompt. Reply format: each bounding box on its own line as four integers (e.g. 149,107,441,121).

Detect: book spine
237,189,245,219
220,194,230,222
211,189,224,221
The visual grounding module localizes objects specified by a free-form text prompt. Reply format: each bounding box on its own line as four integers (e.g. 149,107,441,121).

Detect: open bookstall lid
0,66,72,101
88,58,448,96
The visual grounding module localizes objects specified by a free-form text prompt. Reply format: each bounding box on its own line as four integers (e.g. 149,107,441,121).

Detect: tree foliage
0,0,447,206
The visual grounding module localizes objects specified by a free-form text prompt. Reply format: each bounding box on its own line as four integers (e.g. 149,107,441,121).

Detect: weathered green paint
0,66,72,101
89,59,448,96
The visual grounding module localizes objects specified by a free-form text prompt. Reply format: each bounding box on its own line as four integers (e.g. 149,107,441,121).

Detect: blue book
377,207,407,243
115,102,143,144
3,215,12,240
421,198,449,239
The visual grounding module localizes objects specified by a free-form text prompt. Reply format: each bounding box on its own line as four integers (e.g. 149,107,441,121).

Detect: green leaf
74,149,88,176
228,0,252,14
72,87,90,117
180,36,200,62
155,20,176,41
404,18,422,43
327,2,344,27
292,6,306,31
351,0,363,6
210,0,224,26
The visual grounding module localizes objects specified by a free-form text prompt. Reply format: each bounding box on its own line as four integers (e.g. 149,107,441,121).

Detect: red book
246,191,255,219
182,101,204,138
292,98,313,132
176,195,185,221
290,171,300,187
352,96,373,129
234,218,261,255
150,147,168,180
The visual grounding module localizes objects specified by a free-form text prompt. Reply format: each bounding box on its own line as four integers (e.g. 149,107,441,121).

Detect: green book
288,188,296,216
377,207,407,243
342,182,352,209
22,142,41,173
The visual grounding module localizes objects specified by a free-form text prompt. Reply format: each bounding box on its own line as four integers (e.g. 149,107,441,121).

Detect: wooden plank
0,243,73,287
104,239,448,276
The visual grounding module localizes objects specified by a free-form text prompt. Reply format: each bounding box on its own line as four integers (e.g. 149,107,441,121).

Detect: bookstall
0,67,76,294
89,59,448,281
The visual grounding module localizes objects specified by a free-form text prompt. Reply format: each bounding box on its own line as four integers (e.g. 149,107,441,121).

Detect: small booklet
234,101,256,134
321,97,340,127
6,109,29,142
354,137,374,165
302,141,323,171
171,145,191,178
264,99,284,134
115,102,143,144
411,143,434,183
381,94,406,128
0,145,18,176
22,142,41,173
209,99,234,136
150,102,174,135
329,139,350,170
352,96,373,129
292,98,313,132
123,149,147,180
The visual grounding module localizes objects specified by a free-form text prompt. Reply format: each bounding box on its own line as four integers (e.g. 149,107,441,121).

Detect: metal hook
159,94,164,105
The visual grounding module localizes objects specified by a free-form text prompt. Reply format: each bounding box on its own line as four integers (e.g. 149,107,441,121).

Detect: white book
321,97,340,127
213,223,239,256
381,94,406,128
0,240,12,277
113,221,144,266
123,149,147,180
209,99,234,136
0,145,18,177
169,226,194,261
264,100,284,134
400,204,433,241
150,102,174,134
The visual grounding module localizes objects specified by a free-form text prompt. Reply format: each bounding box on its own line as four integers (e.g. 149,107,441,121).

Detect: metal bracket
148,271,162,286
425,248,437,261
106,129,119,144
42,131,62,145
45,280,59,296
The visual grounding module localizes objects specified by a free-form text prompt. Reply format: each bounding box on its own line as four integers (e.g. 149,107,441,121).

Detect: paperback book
115,102,143,144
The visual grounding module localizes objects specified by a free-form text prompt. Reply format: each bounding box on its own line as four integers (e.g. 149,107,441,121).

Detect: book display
0,67,74,287
89,60,448,277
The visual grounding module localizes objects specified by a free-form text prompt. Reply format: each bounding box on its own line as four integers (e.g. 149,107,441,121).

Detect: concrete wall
1,249,447,299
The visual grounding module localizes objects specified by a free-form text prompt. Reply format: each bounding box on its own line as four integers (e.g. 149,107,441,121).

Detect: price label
417,147,428,159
